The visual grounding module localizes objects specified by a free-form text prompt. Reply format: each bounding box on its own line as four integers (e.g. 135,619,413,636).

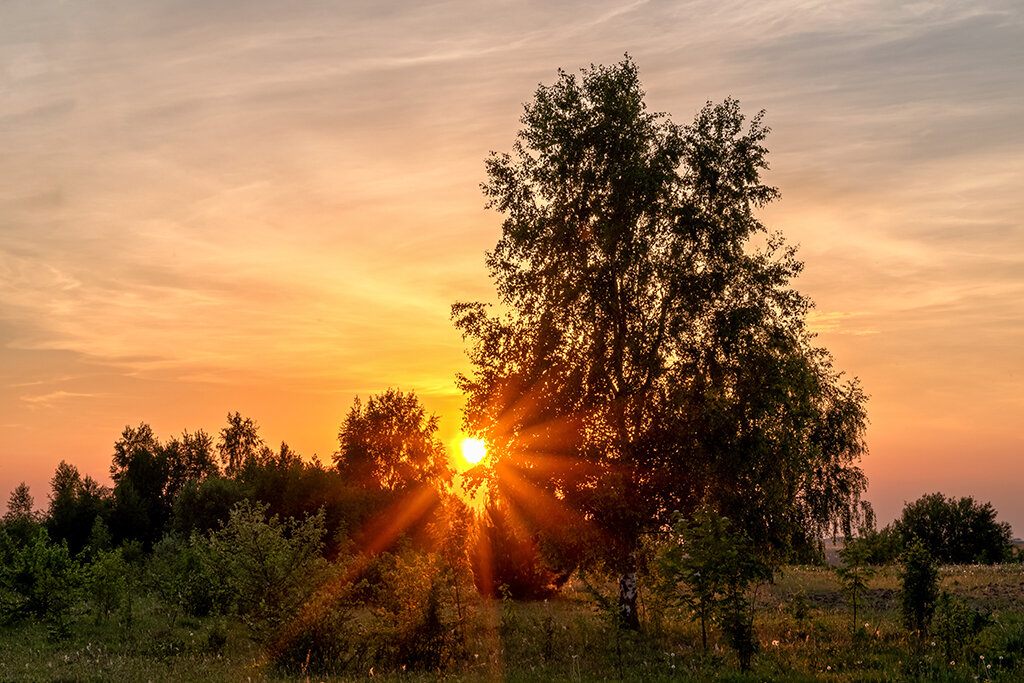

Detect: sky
2,0,1022,534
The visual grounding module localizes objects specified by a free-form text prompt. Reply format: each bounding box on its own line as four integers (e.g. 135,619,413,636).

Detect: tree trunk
618,550,640,630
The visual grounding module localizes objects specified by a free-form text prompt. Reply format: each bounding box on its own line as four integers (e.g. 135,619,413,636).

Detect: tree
3,483,40,547
46,462,110,556
898,538,939,637
218,412,264,477
657,506,769,667
334,389,452,491
836,541,875,634
163,429,219,503
893,492,1012,564
109,424,170,547
4,483,35,522
453,56,868,627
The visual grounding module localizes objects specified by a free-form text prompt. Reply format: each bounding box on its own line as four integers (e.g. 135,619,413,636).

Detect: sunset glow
460,437,488,466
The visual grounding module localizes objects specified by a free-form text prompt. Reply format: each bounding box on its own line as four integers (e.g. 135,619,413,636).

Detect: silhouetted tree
171,476,245,537
46,461,110,556
471,498,564,600
218,412,264,477
4,483,35,521
453,56,867,627
164,429,219,503
3,482,40,547
893,492,1013,564
108,423,169,547
334,389,452,491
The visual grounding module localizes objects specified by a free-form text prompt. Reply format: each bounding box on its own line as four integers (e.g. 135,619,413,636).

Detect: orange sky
2,1,1022,534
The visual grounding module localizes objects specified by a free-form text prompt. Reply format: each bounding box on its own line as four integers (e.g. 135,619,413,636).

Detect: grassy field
3,564,1024,681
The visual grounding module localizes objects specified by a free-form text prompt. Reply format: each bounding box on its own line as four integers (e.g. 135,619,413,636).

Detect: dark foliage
471,499,566,600
894,492,1013,564
453,56,868,626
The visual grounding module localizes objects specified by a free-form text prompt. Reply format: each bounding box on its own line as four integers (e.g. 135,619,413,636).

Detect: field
3,564,1024,682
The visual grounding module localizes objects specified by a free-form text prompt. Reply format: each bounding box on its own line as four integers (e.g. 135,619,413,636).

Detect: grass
3,565,1024,681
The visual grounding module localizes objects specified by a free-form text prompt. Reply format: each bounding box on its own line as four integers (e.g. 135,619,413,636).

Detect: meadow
3,562,1024,682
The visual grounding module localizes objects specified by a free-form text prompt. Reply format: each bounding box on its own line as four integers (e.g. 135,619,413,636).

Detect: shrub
471,501,564,600
894,492,1013,564
0,528,79,635
657,506,769,670
899,538,939,637
933,590,988,663
196,500,327,636
373,551,457,671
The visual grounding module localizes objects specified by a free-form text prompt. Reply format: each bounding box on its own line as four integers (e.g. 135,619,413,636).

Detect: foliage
657,506,769,669
894,492,1013,564
46,461,111,556
162,429,219,503
844,524,904,565
196,499,327,636
83,546,129,623
372,550,457,671
334,388,452,491
217,412,264,477
0,528,78,634
899,538,939,636
471,498,566,600
933,590,988,664
453,56,868,627
835,540,875,633
170,475,245,537
2,482,41,547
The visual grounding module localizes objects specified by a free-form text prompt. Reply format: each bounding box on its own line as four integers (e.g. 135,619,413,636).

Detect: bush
656,506,769,671
894,493,1013,564
195,500,327,636
899,539,939,636
933,590,988,663
373,551,457,671
0,529,79,635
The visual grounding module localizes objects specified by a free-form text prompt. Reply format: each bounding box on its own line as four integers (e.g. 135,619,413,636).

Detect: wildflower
772,640,780,647
826,665,831,671
951,661,956,665
987,664,992,669
980,655,985,660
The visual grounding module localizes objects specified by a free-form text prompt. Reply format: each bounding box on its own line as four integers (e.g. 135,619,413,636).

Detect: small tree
0,528,79,635
198,499,326,636
218,413,264,477
835,541,875,634
898,538,939,637
658,505,769,670
3,483,40,546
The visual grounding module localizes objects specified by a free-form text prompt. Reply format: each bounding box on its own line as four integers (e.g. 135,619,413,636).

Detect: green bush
898,538,939,637
0,528,79,635
195,499,327,636
656,506,769,671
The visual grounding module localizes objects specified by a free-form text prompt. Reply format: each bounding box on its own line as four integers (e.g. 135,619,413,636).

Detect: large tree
453,57,868,627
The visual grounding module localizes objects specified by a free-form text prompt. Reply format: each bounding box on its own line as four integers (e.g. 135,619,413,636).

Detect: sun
460,437,487,465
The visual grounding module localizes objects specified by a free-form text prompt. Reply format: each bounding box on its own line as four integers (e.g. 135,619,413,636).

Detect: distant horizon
3,1,1022,536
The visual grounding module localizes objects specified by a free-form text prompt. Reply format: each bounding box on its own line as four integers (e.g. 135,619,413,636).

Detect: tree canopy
453,56,868,626
894,492,1013,564
334,388,452,492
